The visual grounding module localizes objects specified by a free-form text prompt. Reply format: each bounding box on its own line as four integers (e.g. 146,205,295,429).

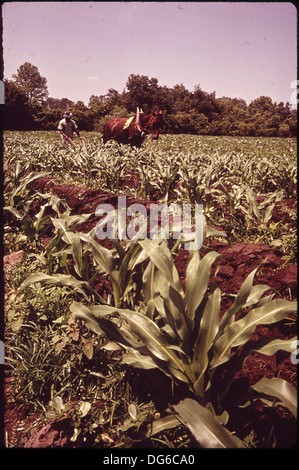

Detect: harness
110,115,141,142
123,116,134,130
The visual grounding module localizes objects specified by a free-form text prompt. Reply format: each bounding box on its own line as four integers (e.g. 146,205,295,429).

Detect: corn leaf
253,336,297,356
121,350,158,369
243,284,272,308
263,202,276,224
146,415,181,438
185,251,220,320
192,286,221,381
23,272,88,289
4,206,23,219
10,171,50,200
79,232,114,273
246,187,262,221
71,233,83,277
173,398,244,448
138,239,182,293
51,218,74,245
116,309,192,384
117,242,143,293
81,304,149,350
217,267,260,339
70,301,114,338
211,299,297,368
164,285,190,343
251,377,297,417
142,260,157,302
203,224,227,240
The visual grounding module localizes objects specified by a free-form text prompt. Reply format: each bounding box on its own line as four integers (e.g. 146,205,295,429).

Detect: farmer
58,110,83,148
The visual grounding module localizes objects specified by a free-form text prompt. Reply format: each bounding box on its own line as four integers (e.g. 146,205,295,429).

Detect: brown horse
103,108,163,147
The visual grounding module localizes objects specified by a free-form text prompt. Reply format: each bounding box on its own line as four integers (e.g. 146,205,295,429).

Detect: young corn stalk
70,238,297,448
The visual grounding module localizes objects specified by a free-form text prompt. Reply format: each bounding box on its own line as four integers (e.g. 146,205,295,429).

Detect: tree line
3,62,297,137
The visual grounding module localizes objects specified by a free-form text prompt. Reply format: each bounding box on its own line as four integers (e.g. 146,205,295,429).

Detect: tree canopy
12,62,49,104
4,63,297,137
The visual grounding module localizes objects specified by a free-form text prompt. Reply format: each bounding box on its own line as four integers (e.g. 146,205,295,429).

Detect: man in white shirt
58,110,83,147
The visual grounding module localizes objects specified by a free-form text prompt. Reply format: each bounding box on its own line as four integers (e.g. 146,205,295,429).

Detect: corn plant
70,239,297,448
93,143,129,192
218,182,245,214
3,163,57,248
175,154,219,207
148,153,180,203
22,218,147,307
4,159,50,210
261,159,297,197
242,187,284,225
4,172,73,253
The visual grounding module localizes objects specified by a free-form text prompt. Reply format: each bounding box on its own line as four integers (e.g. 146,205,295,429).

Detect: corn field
3,131,297,448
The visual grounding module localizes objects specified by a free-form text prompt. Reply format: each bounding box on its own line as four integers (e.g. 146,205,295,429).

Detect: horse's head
143,110,163,140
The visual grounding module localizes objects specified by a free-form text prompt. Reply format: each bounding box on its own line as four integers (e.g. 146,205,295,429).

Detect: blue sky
2,2,297,105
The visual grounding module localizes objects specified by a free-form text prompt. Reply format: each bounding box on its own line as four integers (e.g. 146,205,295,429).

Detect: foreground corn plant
70,239,297,448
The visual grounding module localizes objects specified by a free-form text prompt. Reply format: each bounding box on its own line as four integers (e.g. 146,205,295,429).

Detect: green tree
3,79,34,130
46,97,74,110
12,62,49,104
124,74,160,111
192,85,219,121
70,101,93,131
216,97,250,136
248,96,275,114
40,108,64,130
4,66,297,135
170,84,190,113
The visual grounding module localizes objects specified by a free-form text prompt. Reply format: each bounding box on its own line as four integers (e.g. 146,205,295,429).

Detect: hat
63,111,73,118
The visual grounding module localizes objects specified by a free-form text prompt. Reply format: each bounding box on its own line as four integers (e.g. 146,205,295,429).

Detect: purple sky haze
2,2,297,105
